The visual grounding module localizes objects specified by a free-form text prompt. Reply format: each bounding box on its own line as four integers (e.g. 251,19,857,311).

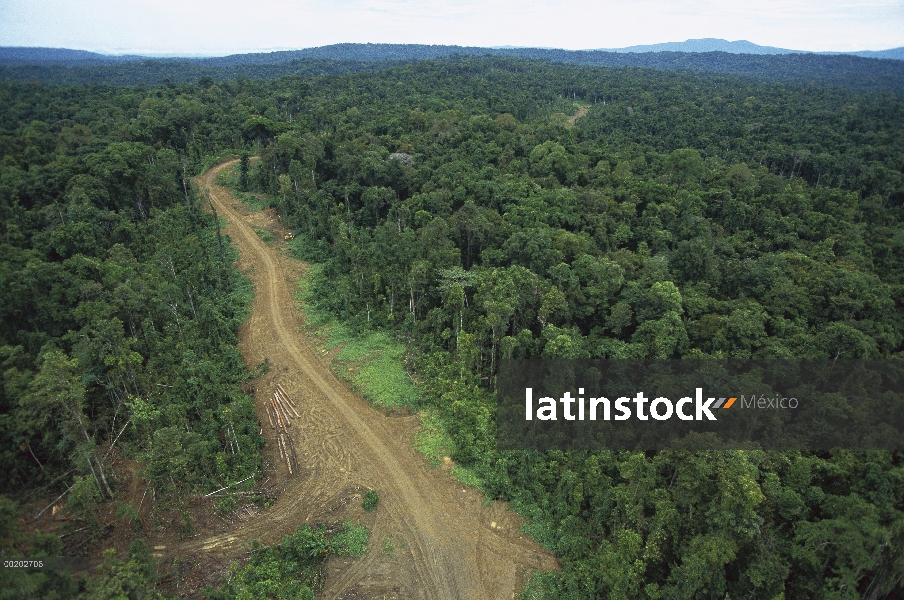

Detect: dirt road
568,105,589,126
192,161,557,599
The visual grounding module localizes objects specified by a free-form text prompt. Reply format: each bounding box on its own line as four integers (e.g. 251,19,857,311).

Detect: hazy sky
0,0,901,55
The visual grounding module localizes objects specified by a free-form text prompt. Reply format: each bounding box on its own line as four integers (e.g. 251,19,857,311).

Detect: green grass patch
215,163,238,187
254,228,275,244
236,191,274,212
518,570,560,600
206,522,369,600
413,409,454,467
335,332,421,409
450,465,483,489
413,409,482,487
295,265,421,410
330,522,369,557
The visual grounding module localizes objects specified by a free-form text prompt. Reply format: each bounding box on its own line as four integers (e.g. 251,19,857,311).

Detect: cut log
276,384,296,408
284,431,300,473
276,389,301,418
33,484,75,521
276,432,286,461
273,393,292,426
279,434,293,474
270,399,285,431
290,440,299,473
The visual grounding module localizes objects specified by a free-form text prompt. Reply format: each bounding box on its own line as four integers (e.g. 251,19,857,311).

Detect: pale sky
0,0,901,55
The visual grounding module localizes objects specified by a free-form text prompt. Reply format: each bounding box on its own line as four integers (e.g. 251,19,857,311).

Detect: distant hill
0,47,146,65
597,38,904,61
599,38,802,55
0,44,494,67
1,43,903,94
187,43,479,66
850,47,904,60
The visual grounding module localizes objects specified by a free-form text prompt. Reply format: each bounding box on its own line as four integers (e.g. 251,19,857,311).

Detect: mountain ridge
2,43,903,94
2,39,903,65
597,38,802,55
595,38,904,60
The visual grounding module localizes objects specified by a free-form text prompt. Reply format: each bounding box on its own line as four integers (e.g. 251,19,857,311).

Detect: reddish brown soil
170,161,558,599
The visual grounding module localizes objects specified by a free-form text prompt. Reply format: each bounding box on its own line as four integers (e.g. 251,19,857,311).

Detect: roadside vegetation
253,228,275,244
206,523,369,600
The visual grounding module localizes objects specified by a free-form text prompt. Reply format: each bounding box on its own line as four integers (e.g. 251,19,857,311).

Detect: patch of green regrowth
253,228,275,244
414,409,454,468
518,570,560,600
412,409,482,488
362,490,378,512
246,358,270,380
329,522,369,557
215,495,237,515
450,465,483,489
215,164,238,188
295,265,421,410
116,503,143,533
251,494,275,509
206,522,369,599
236,192,274,212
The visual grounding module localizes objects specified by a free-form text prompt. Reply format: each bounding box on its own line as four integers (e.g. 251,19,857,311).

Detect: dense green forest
0,68,263,596
1,55,903,598
0,81,263,498
2,44,904,94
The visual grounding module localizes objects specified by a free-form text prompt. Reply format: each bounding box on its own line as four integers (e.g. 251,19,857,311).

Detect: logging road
185,160,557,599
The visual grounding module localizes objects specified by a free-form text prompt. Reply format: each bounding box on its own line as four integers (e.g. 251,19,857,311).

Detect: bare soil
171,161,559,599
